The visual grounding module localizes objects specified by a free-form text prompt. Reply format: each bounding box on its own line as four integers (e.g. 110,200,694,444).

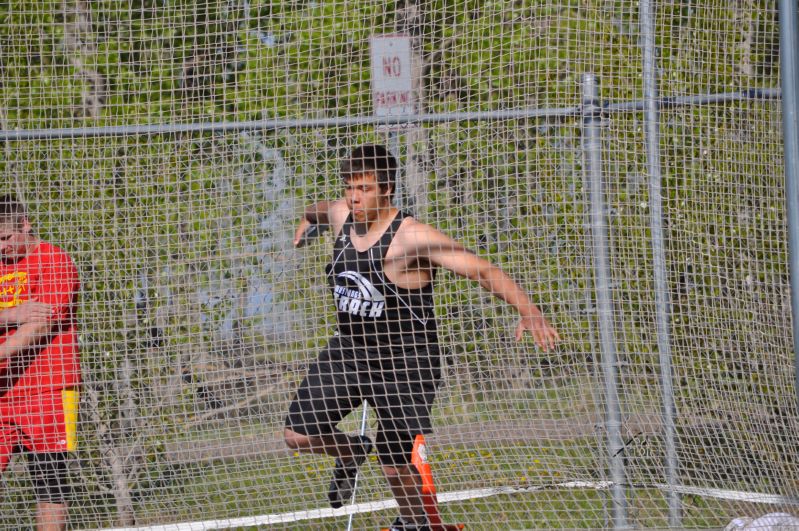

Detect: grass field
0,375,775,530
1,432,771,530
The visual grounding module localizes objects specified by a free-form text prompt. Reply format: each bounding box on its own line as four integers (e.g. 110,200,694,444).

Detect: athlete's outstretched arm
292,199,349,247
401,220,560,351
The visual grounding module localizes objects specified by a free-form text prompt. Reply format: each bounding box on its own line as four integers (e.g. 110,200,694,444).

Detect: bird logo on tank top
333,271,385,318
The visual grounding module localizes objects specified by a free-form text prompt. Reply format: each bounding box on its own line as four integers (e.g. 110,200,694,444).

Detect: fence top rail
0,88,780,142
0,107,580,141
605,88,782,113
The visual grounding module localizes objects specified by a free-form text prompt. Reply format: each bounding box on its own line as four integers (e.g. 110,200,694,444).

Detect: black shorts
285,338,440,466
26,451,72,503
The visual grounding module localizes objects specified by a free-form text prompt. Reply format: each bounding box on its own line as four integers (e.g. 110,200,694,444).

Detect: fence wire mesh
0,1,792,529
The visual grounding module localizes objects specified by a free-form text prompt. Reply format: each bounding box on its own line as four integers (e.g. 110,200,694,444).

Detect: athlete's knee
377,431,415,468
36,501,69,531
382,463,414,482
284,428,310,451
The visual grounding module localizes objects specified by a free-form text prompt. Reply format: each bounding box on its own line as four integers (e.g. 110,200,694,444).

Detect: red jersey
0,241,80,394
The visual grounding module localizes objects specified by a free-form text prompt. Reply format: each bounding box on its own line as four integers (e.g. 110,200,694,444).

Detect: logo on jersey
333,271,385,318
0,271,27,308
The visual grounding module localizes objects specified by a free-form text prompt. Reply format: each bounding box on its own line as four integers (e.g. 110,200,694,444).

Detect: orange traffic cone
410,434,464,531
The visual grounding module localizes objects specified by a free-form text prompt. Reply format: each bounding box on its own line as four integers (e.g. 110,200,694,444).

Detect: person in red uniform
0,195,80,531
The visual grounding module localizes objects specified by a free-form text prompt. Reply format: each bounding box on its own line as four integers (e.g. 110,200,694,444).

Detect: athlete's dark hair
341,144,398,197
0,194,27,227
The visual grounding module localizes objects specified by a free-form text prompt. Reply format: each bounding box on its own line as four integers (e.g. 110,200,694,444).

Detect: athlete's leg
28,452,72,531
284,346,364,460
382,462,427,526
284,428,367,461
11,388,79,531
35,502,68,531
1,423,69,531
285,345,376,508
372,379,437,527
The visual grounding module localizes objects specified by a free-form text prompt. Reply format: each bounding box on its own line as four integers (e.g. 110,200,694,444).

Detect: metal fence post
780,0,799,419
582,72,629,529
640,0,681,526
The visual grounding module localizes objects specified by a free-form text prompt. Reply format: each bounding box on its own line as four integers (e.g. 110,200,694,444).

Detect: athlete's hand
293,218,313,247
0,299,54,326
516,313,560,351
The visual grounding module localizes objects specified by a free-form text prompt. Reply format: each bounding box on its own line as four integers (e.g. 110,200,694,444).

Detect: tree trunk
397,2,430,218
85,384,136,526
62,0,106,118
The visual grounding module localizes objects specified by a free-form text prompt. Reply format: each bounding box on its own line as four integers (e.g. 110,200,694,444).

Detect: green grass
1,410,771,530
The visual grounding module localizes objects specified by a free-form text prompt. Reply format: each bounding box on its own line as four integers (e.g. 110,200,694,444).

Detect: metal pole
780,0,799,421
0,108,581,141
581,73,628,529
0,90,781,142
346,403,370,531
389,130,404,210
604,88,781,113
639,0,681,526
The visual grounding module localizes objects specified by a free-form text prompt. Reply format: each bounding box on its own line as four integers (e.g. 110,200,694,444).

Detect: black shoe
328,435,373,509
386,516,431,531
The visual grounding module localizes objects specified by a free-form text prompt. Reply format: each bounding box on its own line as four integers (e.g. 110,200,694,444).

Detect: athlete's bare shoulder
394,216,463,258
395,216,432,244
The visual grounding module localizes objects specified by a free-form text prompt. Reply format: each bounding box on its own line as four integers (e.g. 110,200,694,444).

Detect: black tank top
326,211,439,356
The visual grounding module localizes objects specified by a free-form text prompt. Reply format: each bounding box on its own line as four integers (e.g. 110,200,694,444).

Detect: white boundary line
659,483,799,506
92,481,799,531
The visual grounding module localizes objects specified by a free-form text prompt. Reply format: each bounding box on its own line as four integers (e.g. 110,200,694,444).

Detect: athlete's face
344,171,391,223
0,218,33,264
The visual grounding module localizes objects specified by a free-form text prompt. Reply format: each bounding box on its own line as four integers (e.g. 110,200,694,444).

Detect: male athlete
0,195,80,531
284,145,559,531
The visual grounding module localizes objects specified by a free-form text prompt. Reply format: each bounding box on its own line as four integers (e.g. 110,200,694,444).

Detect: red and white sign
370,35,414,117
